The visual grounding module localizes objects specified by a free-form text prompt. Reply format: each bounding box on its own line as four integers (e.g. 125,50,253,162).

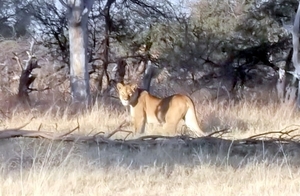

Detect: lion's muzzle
120,99,130,106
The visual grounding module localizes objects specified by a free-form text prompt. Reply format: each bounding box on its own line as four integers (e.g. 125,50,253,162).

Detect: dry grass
2,159,300,196
2,97,300,139
0,135,300,196
197,100,300,138
0,96,300,195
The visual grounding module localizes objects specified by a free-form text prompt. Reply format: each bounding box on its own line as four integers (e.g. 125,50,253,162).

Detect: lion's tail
184,97,205,136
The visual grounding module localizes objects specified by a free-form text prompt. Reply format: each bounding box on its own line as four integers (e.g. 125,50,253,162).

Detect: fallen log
1,119,300,158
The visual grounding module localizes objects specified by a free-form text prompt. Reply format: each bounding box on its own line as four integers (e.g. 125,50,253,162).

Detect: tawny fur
117,83,205,136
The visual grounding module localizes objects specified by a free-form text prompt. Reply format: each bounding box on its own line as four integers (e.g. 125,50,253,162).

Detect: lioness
116,83,205,136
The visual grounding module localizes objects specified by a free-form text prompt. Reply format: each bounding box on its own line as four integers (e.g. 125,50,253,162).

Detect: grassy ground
2,96,299,138
1,156,300,196
0,137,300,196
0,96,300,196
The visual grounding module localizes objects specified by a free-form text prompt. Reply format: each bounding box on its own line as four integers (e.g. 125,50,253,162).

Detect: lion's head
116,83,138,106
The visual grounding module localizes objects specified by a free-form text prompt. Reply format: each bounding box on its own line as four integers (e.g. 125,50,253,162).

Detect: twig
28,87,50,92
38,123,43,131
107,129,133,139
76,117,80,132
86,128,95,136
106,120,128,139
92,131,105,137
7,117,35,131
207,128,230,137
29,38,35,54
124,131,133,140
135,134,176,141
56,124,79,139
247,129,299,140
12,52,24,71
0,109,10,119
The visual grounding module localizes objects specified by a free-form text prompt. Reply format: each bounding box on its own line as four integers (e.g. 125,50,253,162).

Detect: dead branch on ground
0,120,300,154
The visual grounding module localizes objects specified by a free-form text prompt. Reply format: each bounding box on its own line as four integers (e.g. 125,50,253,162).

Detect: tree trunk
142,60,156,92
67,0,94,105
13,40,40,106
287,2,300,108
97,0,115,92
276,68,285,103
17,59,40,106
100,35,109,92
297,80,300,107
114,59,127,84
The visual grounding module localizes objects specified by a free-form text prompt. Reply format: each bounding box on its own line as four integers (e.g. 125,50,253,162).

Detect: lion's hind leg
184,107,205,137
162,123,177,136
163,110,183,135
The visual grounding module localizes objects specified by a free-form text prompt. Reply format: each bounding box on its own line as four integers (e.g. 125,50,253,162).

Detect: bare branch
83,0,95,16
128,0,168,18
29,38,35,54
4,117,35,132
0,109,10,119
12,53,24,71
56,126,79,139
207,128,231,138
24,39,36,70
38,123,43,131
58,0,69,9
106,120,129,139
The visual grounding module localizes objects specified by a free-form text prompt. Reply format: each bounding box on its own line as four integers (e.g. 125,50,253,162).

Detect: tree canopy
0,0,299,102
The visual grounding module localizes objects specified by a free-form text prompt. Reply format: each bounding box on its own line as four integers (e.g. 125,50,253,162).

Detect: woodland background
0,0,297,106
0,0,300,195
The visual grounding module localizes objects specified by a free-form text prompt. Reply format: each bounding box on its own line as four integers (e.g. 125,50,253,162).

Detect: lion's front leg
133,114,146,135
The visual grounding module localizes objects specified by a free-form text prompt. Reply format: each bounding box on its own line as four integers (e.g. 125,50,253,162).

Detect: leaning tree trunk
291,2,300,108
63,0,95,105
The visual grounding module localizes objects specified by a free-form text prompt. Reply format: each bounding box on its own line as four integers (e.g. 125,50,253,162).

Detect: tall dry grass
2,96,300,139
0,134,300,196
1,95,300,195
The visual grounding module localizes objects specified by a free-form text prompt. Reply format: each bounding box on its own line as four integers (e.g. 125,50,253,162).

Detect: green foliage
0,0,31,38
190,0,246,36
153,0,297,70
234,0,291,48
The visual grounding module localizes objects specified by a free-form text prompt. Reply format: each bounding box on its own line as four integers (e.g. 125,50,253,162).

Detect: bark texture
65,0,95,105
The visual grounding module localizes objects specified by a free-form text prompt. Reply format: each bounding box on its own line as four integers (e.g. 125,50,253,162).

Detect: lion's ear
130,84,138,91
116,83,124,91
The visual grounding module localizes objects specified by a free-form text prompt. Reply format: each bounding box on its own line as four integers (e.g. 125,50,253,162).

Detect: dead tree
109,58,157,96
284,2,300,108
141,60,157,92
59,0,95,106
101,58,127,96
12,40,40,106
113,59,127,84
